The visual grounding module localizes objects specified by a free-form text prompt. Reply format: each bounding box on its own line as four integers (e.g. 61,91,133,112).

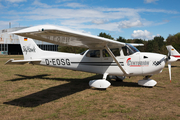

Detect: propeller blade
166,46,171,59
168,63,171,82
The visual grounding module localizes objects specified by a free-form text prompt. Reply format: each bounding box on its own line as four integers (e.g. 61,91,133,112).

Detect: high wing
12,25,126,49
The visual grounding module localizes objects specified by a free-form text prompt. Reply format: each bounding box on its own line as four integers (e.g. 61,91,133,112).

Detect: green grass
0,55,180,120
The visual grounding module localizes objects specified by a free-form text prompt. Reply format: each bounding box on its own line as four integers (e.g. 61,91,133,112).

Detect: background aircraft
166,45,180,82
5,25,177,89
166,45,180,60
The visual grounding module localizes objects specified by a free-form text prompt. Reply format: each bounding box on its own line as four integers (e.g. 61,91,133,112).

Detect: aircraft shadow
6,74,51,81
4,74,141,107
110,80,140,87
165,66,179,68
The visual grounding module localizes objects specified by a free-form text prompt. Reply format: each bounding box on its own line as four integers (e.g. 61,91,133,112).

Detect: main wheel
115,76,125,82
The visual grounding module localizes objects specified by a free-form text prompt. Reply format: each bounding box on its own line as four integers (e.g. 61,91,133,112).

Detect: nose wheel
138,76,157,87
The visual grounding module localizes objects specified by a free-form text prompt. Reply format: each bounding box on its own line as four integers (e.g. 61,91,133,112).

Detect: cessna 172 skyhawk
5,25,177,89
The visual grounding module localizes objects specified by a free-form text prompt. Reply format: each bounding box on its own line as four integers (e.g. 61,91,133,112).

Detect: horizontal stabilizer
5,59,41,65
129,43,144,47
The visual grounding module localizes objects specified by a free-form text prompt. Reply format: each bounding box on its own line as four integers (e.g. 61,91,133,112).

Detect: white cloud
0,3,4,8
131,30,160,40
64,3,86,8
5,0,26,3
32,0,51,8
136,8,179,14
56,0,72,3
0,2,178,35
144,0,159,4
91,19,109,25
118,20,143,28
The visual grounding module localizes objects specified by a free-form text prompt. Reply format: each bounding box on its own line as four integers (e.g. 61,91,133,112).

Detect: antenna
9,22,11,28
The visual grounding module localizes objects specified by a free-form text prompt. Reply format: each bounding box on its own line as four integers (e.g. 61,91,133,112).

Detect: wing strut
104,44,129,75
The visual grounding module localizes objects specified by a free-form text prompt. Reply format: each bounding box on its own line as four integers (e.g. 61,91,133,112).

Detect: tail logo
22,46,36,54
24,38,27,41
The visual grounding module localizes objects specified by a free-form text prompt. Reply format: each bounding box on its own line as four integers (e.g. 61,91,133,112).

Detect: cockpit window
127,44,140,53
86,50,100,58
122,44,139,56
103,48,120,57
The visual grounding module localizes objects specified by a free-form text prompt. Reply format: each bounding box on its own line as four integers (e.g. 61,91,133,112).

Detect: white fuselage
36,49,166,77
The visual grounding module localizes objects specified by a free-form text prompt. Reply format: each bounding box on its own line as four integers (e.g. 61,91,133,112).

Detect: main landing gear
89,73,111,89
108,75,126,82
138,76,157,87
89,74,126,89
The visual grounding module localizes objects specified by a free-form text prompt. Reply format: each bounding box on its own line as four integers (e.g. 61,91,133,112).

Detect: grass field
0,55,180,120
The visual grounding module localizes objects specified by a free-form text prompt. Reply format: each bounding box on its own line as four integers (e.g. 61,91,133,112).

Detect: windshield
122,44,140,56
80,50,87,55
126,44,140,53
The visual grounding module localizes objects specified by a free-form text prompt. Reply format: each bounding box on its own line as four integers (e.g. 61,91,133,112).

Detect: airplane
5,25,177,89
166,45,180,60
166,45,180,81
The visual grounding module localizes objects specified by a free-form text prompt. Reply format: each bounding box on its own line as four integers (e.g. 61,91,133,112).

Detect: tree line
58,32,180,55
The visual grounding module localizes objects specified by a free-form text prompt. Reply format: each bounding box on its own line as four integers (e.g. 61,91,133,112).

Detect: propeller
166,48,177,82
168,63,171,82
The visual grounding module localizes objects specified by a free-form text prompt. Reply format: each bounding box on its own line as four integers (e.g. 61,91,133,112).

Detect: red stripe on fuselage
172,55,180,58
172,55,180,61
130,65,149,67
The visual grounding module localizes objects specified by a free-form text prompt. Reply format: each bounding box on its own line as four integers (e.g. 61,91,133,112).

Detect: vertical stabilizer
166,45,180,56
18,36,43,60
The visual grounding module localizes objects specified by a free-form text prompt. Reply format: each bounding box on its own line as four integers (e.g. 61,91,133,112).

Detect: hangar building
0,27,58,55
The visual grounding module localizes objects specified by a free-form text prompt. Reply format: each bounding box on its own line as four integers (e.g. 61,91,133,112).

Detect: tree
134,39,143,44
146,40,154,52
153,36,165,53
116,36,126,42
166,33,180,52
154,36,164,48
98,32,114,40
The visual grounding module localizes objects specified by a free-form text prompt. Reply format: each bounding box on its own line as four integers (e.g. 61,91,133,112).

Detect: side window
86,50,100,58
103,49,111,57
111,48,120,56
103,48,120,57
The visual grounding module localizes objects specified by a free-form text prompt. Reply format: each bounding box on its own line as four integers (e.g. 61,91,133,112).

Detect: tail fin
166,45,180,56
18,36,43,60
166,45,180,60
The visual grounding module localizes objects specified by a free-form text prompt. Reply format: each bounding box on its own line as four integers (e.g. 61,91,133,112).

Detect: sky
0,0,180,40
